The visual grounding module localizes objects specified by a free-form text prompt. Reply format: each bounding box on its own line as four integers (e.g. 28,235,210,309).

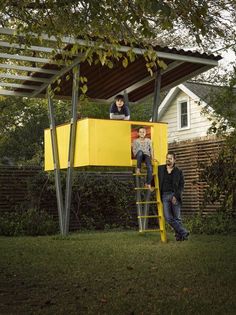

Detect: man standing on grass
158,152,189,241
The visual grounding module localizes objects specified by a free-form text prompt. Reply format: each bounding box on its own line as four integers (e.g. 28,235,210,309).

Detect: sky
220,49,236,70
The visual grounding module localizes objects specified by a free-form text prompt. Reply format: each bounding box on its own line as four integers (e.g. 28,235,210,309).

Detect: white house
158,82,219,143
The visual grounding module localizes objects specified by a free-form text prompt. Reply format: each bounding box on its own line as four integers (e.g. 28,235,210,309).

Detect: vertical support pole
152,68,162,122
47,87,65,235
64,65,80,234
123,89,129,105
143,190,151,230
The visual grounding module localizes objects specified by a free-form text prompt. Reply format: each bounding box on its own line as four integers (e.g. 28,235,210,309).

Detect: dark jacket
158,164,184,203
109,103,130,117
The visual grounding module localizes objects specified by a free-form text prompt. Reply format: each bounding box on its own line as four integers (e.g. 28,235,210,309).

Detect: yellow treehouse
44,118,167,169
44,118,168,242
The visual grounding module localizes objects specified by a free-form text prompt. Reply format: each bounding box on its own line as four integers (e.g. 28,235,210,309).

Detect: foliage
0,90,154,166
70,172,136,230
0,96,71,165
204,69,236,134
12,167,136,231
185,213,236,235
0,208,58,236
200,135,236,212
0,1,235,73
200,71,236,212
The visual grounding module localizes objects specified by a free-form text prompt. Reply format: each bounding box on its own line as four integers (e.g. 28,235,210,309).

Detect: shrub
184,212,236,235
0,208,58,236
71,172,136,230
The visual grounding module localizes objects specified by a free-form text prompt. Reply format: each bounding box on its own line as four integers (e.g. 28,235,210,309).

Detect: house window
178,100,190,129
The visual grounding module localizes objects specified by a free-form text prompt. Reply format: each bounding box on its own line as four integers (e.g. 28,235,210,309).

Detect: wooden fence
169,137,224,215
0,137,225,229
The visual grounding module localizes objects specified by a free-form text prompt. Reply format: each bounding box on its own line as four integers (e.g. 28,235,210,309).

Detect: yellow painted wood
153,163,167,243
44,118,168,170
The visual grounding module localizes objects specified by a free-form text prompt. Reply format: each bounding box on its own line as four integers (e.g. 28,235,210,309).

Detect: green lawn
0,231,235,315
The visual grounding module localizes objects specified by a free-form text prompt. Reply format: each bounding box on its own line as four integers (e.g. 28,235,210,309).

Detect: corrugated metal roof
0,27,222,102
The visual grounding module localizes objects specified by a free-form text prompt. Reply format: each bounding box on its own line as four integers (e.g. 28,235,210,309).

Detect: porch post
47,87,65,235
152,68,162,122
64,65,80,234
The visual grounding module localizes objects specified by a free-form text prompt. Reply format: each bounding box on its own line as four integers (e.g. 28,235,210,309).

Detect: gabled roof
0,27,222,102
158,81,236,119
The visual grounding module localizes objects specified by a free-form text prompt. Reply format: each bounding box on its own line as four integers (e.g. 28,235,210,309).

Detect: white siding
160,90,212,143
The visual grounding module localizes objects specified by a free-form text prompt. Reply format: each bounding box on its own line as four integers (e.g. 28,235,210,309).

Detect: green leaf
122,57,129,68
81,85,88,94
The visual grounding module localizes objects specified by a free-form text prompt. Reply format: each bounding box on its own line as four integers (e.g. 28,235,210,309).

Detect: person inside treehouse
132,127,157,190
109,94,130,120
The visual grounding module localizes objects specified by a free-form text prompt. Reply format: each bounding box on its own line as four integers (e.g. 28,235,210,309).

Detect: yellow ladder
134,163,167,243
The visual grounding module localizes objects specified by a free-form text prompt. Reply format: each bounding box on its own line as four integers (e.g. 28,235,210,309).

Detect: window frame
177,98,190,130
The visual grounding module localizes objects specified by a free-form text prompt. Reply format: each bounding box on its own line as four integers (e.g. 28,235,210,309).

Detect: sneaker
145,183,151,190
183,232,190,240
176,232,189,241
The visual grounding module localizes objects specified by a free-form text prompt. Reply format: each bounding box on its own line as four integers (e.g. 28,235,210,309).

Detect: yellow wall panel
44,118,168,170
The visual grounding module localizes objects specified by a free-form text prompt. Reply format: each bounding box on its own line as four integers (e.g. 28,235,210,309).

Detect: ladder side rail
153,163,167,242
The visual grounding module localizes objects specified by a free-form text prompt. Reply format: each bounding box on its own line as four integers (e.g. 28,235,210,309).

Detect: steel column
152,68,162,122
47,88,65,234
64,65,80,234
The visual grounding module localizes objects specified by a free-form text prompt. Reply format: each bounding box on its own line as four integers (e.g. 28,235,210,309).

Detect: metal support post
143,190,151,230
152,68,162,122
123,89,129,105
135,175,144,232
64,65,80,234
47,88,65,235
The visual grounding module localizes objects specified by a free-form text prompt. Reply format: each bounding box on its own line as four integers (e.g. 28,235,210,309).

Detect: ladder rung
136,201,159,205
139,229,163,233
133,173,157,176
135,187,158,190
138,215,160,219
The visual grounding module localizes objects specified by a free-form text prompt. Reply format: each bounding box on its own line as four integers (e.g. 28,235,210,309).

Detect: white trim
158,86,179,118
0,40,58,53
0,82,38,90
0,63,59,74
0,27,219,65
31,54,83,97
0,73,49,83
0,89,33,97
0,52,59,64
157,65,213,119
161,65,213,91
177,97,190,130
178,84,206,105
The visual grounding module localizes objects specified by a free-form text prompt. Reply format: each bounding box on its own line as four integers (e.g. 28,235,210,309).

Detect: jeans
162,192,188,238
136,150,152,185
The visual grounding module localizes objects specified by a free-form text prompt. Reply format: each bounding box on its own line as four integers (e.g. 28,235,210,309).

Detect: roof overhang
0,27,222,102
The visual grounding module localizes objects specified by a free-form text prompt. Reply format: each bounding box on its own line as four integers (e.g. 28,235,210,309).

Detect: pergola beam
0,40,59,53
31,54,82,97
0,73,50,83
0,52,60,64
0,89,33,97
0,82,38,90
0,63,59,74
0,27,218,66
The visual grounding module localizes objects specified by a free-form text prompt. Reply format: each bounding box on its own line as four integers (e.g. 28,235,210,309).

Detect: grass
0,231,236,315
